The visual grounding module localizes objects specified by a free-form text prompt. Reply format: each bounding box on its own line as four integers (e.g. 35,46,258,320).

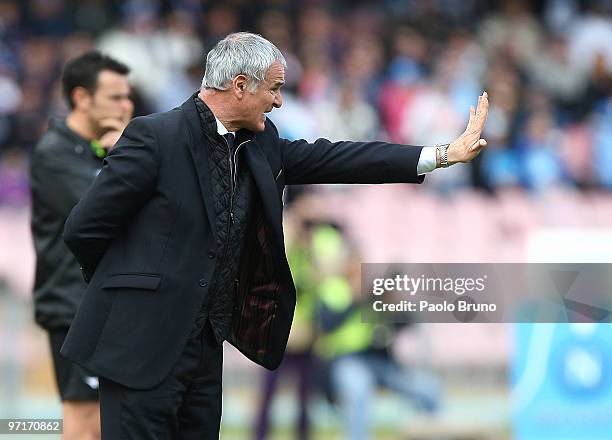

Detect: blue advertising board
513,323,612,440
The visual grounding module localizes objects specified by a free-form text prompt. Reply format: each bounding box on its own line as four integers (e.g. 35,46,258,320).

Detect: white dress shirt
215,118,233,137
417,146,437,175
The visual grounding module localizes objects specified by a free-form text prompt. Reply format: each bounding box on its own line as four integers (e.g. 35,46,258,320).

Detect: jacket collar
179,92,281,240
191,93,219,137
180,93,217,237
187,91,255,144
51,118,91,146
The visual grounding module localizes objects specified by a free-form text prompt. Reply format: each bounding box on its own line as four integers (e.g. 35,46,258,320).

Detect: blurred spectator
479,0,542,67
315,245,441,440
527,33,589,121
0,148,28,206
297,42,335,104
567,2,612,78
201,3,240,51
516,108,572,192
24,0,72,37
12,80,48,151
340,34,385,105
72,0,115,36
593,96,612,188
543,0,580,33
312,79,379,142
0,69,21,152
57,32,96,66
253,204,320,440
0,0,23,50
482,143,521,190
97,0,202,111
270,91,318,142
257,9,303,90
379,26,427,142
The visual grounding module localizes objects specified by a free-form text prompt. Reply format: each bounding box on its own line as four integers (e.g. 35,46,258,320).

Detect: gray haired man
61,32,488,439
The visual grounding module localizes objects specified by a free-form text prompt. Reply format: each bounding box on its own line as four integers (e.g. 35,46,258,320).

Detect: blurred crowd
1,2,612,437
0,0,612,208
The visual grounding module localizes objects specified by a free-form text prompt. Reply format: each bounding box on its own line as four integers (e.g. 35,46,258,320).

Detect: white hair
201,32,287,92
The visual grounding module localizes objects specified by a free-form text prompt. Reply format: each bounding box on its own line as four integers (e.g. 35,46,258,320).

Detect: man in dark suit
61,32,488,439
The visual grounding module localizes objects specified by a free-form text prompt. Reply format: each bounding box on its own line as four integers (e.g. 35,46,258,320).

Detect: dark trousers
99,320,223,440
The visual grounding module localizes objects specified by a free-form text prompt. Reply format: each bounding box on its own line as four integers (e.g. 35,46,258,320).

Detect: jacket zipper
223,135,233,224
222,136,250,259
224,137,250,225
232,139,250,221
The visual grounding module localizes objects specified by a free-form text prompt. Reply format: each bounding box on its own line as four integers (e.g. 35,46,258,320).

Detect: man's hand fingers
470,138,487,152
99,117,127,133
465,92,489,140
98,130,123,150
465,106,475,131
474,92,489,129
480,92,489,114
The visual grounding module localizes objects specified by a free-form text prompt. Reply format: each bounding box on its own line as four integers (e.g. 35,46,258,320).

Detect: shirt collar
215,117,234,137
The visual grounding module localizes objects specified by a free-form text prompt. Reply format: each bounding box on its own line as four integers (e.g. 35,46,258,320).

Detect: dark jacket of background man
30,119,104,330
61,95,425,390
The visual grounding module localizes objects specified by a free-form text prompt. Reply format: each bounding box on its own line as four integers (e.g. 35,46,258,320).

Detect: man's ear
232,74,248,98
71,86,92,111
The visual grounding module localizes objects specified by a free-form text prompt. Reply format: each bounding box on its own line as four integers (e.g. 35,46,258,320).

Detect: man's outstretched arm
279,92,489,185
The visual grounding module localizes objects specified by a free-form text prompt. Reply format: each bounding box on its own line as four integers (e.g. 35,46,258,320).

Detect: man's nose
122,98,134,113
273,92,282,108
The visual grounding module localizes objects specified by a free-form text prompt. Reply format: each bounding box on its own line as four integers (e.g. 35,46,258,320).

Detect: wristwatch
436,143,450,168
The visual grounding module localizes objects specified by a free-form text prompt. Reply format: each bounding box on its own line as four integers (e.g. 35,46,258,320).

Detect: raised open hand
447,91,489,165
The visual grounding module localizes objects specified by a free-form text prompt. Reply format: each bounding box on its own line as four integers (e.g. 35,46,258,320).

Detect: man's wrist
447,142,459,165
436,143,450,168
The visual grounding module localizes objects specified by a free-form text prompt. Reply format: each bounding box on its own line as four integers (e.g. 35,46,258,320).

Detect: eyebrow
272,81,285,87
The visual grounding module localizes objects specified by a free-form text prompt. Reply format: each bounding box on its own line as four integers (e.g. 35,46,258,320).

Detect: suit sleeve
63,117,159,282
279,135,426,185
